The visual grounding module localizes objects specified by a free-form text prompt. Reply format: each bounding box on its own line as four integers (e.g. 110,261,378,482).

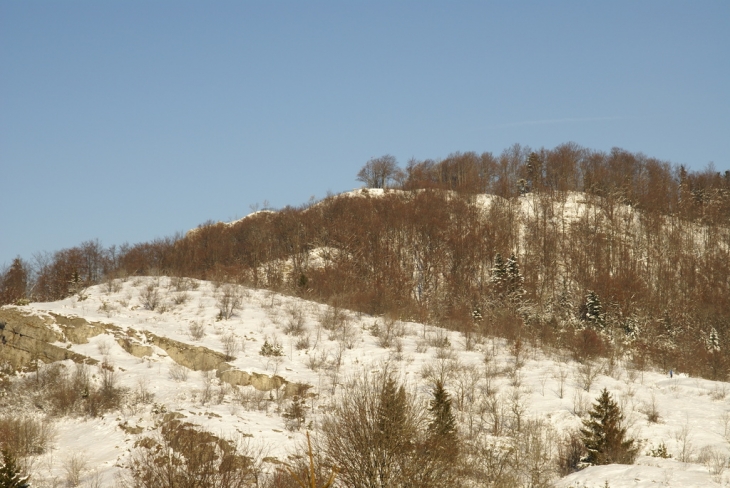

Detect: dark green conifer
377,376,407,446
583,290,606,331
0,449,30,488
491,253,507,297
506,253,525,301
428,380,457,443
580,388,637,465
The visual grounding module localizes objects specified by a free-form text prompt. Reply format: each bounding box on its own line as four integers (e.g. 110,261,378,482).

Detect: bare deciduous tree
356,155,402,189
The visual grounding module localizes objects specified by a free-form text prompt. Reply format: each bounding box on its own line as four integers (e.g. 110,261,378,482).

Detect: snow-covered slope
3,277,730,487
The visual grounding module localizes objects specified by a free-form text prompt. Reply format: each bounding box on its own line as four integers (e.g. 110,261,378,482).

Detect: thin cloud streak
492,116,624,128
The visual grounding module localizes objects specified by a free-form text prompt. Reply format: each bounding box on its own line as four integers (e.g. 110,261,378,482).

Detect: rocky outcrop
217,369,310,396
218,369,286,390
0,308,95,368
49,312,110,344
0,308,61,342
0,306,308,395
144,332,229,371
116,335,154,358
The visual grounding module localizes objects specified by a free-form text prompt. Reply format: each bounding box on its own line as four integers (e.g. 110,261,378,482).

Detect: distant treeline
2,143,729,379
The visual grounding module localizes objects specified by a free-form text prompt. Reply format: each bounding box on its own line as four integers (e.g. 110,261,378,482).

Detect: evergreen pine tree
69,270,82,290
0,449,30,488
491,253,508,300
707,327,721,352
491,253,507,286
428,381,457,447
505,253,525,301
376,375,409,460
283,395,307,431
621,316,639,344
583,291,606,331
580,389,637,465
428,381,456,437
526,151,541,190
0,258,28,305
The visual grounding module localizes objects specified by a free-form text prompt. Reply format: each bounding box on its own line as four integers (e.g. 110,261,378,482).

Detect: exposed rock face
116,334,154,358
0,308,94,368
0,308,60,342
0,307,307,395
49,312,109,344
144,332,228,371
218,368,286,391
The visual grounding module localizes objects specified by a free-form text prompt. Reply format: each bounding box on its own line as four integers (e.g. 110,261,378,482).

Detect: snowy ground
7,276,730,487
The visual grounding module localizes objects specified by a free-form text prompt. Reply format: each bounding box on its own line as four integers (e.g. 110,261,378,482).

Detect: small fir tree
526,151,541,190
68,270,83,294
580,389,637,465
557,288,575,323
377,376,408,447
492,253,525,304
428,381,456,437
583,291,606,331
621,316,639,344
505,253,525,301
490,253,507,289
707,327,721,352
0,449,30,488
648,442,671,459
283,395,307,431
260,338,284,357
428,381,457,451
518,178,529,195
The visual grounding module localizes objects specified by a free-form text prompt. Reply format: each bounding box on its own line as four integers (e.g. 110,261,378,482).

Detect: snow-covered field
5,276,730,487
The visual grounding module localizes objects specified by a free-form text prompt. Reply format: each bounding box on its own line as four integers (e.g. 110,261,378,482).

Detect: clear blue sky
2,1,729,269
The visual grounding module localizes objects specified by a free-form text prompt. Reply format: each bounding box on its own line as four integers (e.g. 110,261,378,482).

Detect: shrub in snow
648,442,671,458
260,338,283,357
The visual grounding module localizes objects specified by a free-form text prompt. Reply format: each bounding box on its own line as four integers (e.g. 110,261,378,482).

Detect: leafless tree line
2,143,728,380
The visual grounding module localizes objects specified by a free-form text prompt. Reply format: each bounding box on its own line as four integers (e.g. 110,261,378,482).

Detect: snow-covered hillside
2,277,730,487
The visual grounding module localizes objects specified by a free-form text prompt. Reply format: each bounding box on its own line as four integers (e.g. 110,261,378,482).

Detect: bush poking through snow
0,415,54,460
141,283,160,311
642,393,661,423
188,321,206,341
16,363,127,418
697,445,728,482
295,335,310,350
63,451,88,487
222,334,241,361
168,363,190,382
216,285,242,320
120,420,262,488
260,338,283,357
284,305,306,336
647,442,671,458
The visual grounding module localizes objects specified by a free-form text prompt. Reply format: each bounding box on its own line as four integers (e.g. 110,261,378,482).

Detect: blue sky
2,1,729,269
